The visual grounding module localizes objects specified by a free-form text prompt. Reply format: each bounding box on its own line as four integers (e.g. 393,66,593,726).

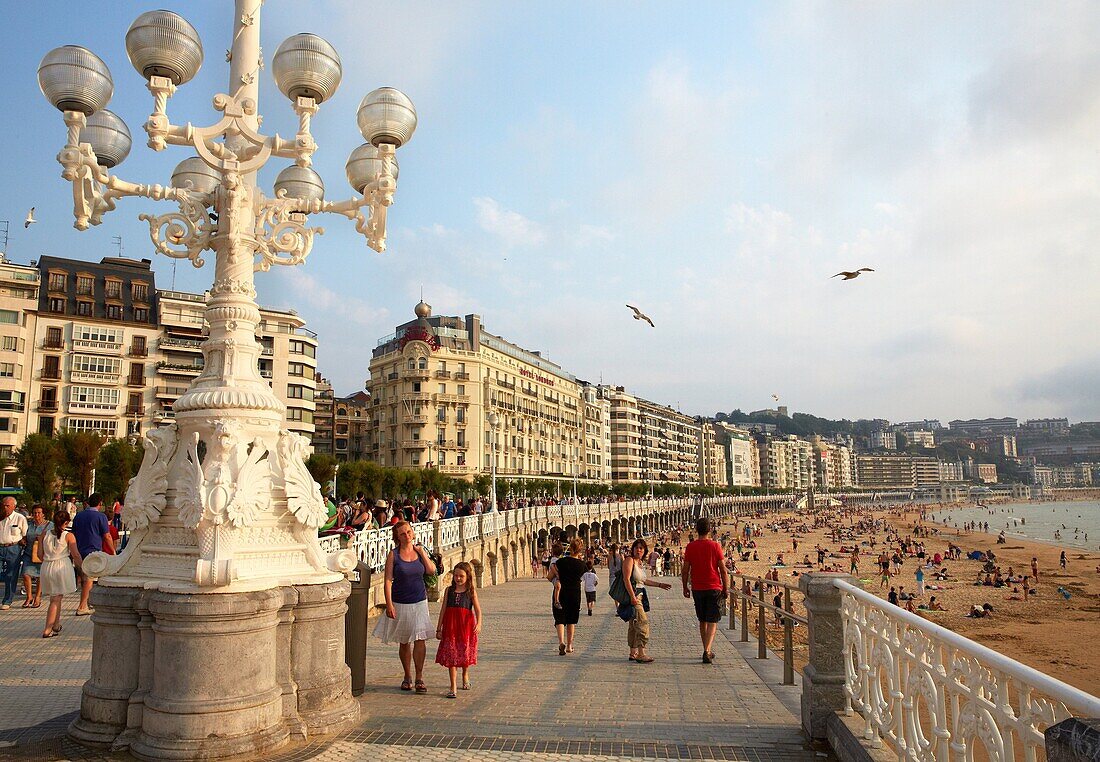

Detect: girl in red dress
435,561,482,698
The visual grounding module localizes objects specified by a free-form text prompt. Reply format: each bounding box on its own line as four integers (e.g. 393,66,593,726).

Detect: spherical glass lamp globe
274,165,325,207
171,157,221,195
125,10,203,85
356,87,417,147
38,45,113,115
271,34,342,103
80,109,132,168
345,143,399,194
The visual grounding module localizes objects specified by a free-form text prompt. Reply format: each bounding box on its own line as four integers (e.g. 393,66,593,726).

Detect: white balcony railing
70,370,121,385
836,579,1100,762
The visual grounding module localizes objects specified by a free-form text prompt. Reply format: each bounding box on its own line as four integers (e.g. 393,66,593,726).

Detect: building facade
758,435,815,492
715,423,759,488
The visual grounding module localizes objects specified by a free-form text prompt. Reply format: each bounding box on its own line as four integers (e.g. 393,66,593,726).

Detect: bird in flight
772,394,780,403
832,267,874,280
626,304,654,327
24,208,36,228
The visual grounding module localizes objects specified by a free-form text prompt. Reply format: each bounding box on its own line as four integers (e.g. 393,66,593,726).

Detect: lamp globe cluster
80,109,132,168
37,45,114,115
125,10,204,85
272,33,342,103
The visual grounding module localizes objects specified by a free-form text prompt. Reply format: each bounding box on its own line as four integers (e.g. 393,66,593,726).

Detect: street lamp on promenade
38,3,416,757
488,412,500,512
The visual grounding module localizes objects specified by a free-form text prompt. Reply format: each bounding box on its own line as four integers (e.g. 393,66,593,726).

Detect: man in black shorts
682,516,729,664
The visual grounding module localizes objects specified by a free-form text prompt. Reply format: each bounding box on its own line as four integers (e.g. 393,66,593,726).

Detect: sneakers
0,604,10,611
702,652,712,664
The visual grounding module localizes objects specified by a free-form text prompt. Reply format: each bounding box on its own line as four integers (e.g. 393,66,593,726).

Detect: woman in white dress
36,509,81,638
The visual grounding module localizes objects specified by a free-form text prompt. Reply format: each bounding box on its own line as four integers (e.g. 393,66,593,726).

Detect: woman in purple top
373,521,436,693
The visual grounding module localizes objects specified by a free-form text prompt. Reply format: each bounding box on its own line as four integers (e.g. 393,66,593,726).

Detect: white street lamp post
39,3,415,757
488,412,499,513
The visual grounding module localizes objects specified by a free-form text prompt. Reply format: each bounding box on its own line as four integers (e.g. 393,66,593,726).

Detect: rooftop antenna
0,221,8,256
112,235,124,258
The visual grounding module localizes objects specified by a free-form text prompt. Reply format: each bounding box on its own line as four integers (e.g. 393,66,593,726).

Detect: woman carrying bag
619,538,670,663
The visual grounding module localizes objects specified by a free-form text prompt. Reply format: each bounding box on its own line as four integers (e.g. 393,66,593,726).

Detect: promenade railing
834,578,1100,762
728,572,808,685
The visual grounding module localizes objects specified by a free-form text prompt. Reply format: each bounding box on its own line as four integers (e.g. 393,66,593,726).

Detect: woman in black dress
548,537,587,655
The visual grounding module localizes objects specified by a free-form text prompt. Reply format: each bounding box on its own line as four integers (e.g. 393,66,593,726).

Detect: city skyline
4,2,1098,422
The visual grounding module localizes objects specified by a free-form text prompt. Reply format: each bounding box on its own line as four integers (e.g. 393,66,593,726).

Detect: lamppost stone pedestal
798,572,857,741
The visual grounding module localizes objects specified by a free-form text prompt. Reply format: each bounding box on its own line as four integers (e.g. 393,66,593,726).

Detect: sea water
932,500,1100,552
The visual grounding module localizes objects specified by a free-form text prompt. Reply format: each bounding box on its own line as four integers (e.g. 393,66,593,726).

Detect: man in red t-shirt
682,516,728,664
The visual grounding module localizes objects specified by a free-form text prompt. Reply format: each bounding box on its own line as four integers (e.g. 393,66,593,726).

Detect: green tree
56,429,104,496
96,438,143,504
305,454,337,493
14,433,60,503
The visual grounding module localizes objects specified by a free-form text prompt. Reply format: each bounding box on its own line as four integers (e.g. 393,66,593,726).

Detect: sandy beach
689,504,1100,697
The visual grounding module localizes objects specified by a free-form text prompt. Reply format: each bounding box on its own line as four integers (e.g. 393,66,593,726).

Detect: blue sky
5,2,1099,422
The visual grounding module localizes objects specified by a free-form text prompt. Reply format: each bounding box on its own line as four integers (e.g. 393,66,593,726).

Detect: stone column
798,572,856,740
290,580,358,735
69,586,143,747
131,589,288,760
1046,718,1100,762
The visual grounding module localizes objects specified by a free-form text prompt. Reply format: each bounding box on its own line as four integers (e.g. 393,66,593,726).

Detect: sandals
446,690,457,699
42,631,58,639
400,679,412,691
414,680,427,693
461,681,471,690
52,625,62,634
559,643,566,656
21,601,32,608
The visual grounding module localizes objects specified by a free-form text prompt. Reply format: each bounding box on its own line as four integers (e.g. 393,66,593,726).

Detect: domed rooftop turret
414,300,432,319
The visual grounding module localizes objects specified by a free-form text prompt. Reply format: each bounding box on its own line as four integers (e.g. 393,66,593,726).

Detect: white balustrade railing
460,515,479,545
835,579,1100,762
439,517,461,550
413,521,435,551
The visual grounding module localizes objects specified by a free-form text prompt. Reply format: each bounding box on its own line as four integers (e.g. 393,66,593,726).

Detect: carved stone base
69,582,356,760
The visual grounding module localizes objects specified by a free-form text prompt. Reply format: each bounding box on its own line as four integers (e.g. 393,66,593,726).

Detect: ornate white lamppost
38,3,415,758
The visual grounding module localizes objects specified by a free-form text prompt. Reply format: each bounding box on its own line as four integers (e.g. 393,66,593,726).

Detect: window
43,355,60,379
63,418,117,435
45,327,63,348
127,392,143,414
134,307,149,322
128,363,144,385
457,384,465,396
418,357,427,370
0,310,18,325
412,382,421,393
0,418,11,433
288,362,307,377
0,363,16,378
74,325,122,344
104,279,122,298
73,354,122,375
437,361,446,372
132,283,149,302
38,416,54,436
70,386,120,408
1,336,16,351
77,301,93,316
456,407,465,423
289,340,316,358
48,272,66,291
48,298,65,314
287,408,314,423
287,384,314,401
76,275,94,295
437,408,446,422
106,304,123,320
457,432,465,447
131,335,146,355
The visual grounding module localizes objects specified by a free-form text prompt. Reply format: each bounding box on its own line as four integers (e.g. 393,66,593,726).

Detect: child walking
435,561,482,699
582,562,598,616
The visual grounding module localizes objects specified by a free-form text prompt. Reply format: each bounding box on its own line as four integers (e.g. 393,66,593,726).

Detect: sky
3,1,1099,423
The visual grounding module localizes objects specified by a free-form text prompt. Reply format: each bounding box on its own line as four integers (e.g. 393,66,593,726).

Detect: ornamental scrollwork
139,190,214,268
123,425,179,530
254,192,324,272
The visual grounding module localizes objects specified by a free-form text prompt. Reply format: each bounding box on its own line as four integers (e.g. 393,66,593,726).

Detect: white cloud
473,197,547,247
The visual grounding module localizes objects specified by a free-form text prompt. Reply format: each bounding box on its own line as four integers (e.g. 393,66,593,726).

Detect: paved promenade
0,577,825,762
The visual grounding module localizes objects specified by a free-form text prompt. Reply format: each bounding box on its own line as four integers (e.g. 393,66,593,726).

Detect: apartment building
869,430,897,450
757,435,815,491
695,420,727,488
313,378,370,461
365,302,586,483
855,455,917,489
0,255,318,460
714,423,759,488
580,382,612,482
1023,418,1069,435
810,436,854,490
949,417,1018,435
906,430,935,448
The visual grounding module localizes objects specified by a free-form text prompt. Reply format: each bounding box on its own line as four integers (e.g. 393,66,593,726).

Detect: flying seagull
772,394,780,403
24,208,36,228
626,304,654,327
832,267,874,280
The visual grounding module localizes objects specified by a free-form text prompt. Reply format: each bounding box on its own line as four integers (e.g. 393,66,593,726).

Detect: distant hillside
715,409,881,438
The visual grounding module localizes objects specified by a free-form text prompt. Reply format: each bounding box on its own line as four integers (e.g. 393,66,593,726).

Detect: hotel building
364,303,586,483
607,387,701,486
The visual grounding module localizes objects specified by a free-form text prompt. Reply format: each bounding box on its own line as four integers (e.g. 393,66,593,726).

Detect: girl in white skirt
373,521,436,693
37,509,81,638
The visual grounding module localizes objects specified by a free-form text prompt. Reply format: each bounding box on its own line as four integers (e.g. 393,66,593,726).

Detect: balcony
495,379,515,390
408,414,428,424
438,464,468,475
41,368,61,381
403,368,430,380
260,369,273,379
126,405,144,416
157,361,203,376
386,372,399,381
73,338,122,354
260,346,274,356
38,399,58,413
401,440,427,449
155,385,190,399
434,393,469,404
130,344,148,357
455,418,467,427
434,370,451,379
454,372,470,381
400,393,430,404
521,387,537,397
160,337,204,352
42,339,64,350
71,370,121,385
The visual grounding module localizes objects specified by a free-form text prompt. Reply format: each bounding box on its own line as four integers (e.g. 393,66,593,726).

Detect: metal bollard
782,587,794,685
757,583,767,659
344,560,372,696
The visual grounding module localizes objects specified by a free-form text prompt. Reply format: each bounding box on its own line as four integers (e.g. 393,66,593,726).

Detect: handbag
608,569,632,605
